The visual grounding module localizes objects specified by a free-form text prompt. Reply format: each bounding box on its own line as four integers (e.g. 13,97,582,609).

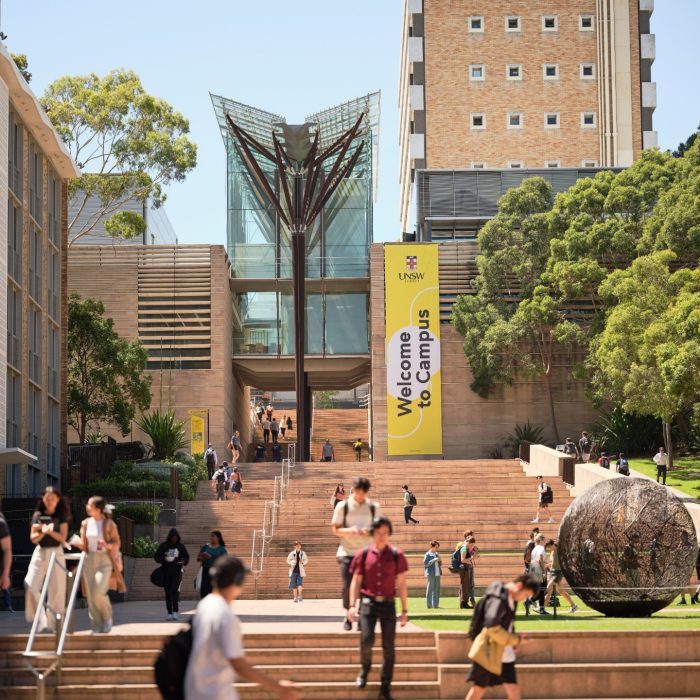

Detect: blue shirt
200,544,227,569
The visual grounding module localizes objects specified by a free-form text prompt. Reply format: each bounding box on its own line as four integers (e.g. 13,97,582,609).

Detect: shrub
173,451,196,468
503,421,547,457
136,409,187,460
179,458,208,501
72,479,171,499
113,502,160,524
588,406,663,457
132,536,159,558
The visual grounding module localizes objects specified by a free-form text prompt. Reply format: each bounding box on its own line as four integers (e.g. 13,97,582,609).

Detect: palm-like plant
136,409,187,461
503,420,547,457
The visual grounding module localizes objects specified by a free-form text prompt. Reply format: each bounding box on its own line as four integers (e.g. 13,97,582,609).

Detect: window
542,16,558,31
470,64,485,81
468,16,483,33
7,284,22,370
545,161,561,168
581,112,597,128
508,161,523,169
544,112,560,128
28,140,43,223
8,201,22,283
470,113,486,130
48,324,59,398
47,172,61,248
582,160,598,168
580,15,594,31
506,64,522,80
580,63,595,79
471,162,485,169
543,63,559,80
505,16,520,32
507,112,523,129
8,111,23,200
29,223,42,302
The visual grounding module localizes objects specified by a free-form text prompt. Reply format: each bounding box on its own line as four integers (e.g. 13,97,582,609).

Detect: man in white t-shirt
184,556,297,700
331,476,381,631
527,534,549,615
653,446,668,485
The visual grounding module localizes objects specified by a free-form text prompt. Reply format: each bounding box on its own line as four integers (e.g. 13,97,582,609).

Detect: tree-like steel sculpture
558,478,697,616
224,112,367,462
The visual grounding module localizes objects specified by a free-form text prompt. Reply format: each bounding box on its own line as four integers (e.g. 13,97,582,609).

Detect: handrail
23,551,87,700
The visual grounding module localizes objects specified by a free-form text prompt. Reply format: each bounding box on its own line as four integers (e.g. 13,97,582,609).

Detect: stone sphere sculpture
558,477,697,616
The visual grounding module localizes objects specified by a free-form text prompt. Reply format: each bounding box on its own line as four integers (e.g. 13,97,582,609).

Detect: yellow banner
385,244,443,455
191,414,205,455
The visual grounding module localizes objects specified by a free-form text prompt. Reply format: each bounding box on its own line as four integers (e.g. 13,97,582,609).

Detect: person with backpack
262,417,271,444
204,444,218,480
402,485,419,524
423,541,442,608
523,529,539,574
254,443,266,463
183,556,298,700
348,516,409,700
154,528,190,621
196,530,227,599
286,415,293,434
455,531,474,609
466,536,480,608
578,431,592,463
531,476,554,524
271,418,280,444
353,438,364,462
598,452,611,470
563,437,579,461
286,541,308,603
213,464,227,501
528,534,549,615
331,476,381,632
616,452,630,476
321,439,335,462
466,575,539,700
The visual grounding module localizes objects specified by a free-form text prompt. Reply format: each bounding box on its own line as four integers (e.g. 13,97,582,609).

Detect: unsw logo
405,255,418,271
399,255,424,281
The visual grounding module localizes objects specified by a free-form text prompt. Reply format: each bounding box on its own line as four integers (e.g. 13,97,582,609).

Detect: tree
672,124,700,158
41,69,197,246
591,252,700,467
136,409,187,460
68,294,152,443
11,53,31,83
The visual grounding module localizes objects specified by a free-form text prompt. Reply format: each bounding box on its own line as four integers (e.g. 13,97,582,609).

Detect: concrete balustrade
521,443,571,477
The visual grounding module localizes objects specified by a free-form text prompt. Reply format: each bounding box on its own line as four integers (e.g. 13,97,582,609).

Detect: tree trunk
543,371,561,444
662,420,674,471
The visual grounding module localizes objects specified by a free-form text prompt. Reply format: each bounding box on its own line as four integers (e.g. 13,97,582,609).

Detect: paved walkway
0,598,424,636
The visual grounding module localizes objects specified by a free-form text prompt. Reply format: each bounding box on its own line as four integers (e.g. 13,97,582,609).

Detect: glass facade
213,93,379,357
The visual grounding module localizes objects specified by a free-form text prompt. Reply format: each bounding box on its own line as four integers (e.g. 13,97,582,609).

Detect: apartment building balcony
408,36,423,64
643,131,659,149
639,0,654,12
641,34,656,62
409,84,424,112
409,133,425,161
642,82,657,110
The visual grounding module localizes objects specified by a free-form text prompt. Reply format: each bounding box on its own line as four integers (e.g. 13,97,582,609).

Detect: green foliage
315,391,339,409
72,478,170,499
113,502,160,525
179,455,207,502
587,406,663,456
68,294,151,443
41,68,197,246
11,53,32,83
132,536,159,558
136,409,187,461
85,430,103,444
103,209,147,240
673,124,699,159
503,421,547,457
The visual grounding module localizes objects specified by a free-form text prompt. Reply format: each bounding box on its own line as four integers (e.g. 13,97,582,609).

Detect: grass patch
628,457,700,498
407,596,700,632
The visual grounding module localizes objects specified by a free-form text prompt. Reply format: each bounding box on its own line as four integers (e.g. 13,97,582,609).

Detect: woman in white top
80,496,121,633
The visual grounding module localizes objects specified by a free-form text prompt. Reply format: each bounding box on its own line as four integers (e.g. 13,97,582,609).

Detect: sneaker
298,597,303,602
293,598,298,603
171,612,179,621
343,619,352,631
679,599,687,605
103,619,112,634
569,604,580,614
355,674,367,689
538,608,549,615
166,614,174,620
548,518,555,523
531,518,540,523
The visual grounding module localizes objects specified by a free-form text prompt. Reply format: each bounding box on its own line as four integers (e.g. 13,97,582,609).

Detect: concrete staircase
1,629,699,698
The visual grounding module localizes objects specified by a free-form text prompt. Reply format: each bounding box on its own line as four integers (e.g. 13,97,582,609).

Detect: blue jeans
468,566,476,604
426,575,440,608
1,588,12,610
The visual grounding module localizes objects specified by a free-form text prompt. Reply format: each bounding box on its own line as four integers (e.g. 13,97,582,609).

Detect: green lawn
628,456,700,498
406,595,700,632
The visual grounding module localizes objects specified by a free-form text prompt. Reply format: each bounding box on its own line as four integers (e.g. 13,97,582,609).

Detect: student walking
213,464,227,501
578,431,592,463
466,575,539,700
543,541,579,613
653,446,669,485
331,476,381,631
598,452,611,469
353,438,364,462
204,444,218,480
331,483,346,509
0,510,12,612
286,415,293,434
262,417,271,444
154,528,189,620
349,516,409,700
531,476,554,523
423,541,442,608
280,416,287,439
271,418,280,444
256,404,264,424
184,556,298,700
286,542,308,602
24,487,71,632
466,536,480,608
196,530,228,599
321,439,335,462
402,485,419,524
458,531,475,609
254,444,266,462
528,534,549,615
80,496,121,634
266,403,274,420
230,431,242,463
562,437,579,461
230,467,243,500
616,452,630,476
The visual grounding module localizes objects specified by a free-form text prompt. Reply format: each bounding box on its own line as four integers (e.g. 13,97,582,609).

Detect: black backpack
205,451,216,467
155,622,193,700
450,545,465,573
216,471,226,485
408,492,417,506
342,500,376,528
360,545,399,571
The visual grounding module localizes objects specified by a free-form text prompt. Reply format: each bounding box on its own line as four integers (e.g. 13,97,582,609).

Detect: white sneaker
171,613,179,621
293,598,298,603
102,619,112,634
548,518,555,523
166,614,174,621
531,518,540,523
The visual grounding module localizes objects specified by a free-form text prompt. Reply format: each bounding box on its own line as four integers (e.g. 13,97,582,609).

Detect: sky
3,0,699,245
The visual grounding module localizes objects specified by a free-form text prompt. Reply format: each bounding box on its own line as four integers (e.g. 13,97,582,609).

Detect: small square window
581,112,597,128
471,162,485,169
507,112,523,129
544,112,560,128
505,16,520,32
508,161,523,169
470,64,485,81
542,16,558,31
580,15,594,31
545,161,561,168
582,160,598,168
471,113,486,129
581,63,595,79
469,16,484,33
543,64,559,80
506,64,522,80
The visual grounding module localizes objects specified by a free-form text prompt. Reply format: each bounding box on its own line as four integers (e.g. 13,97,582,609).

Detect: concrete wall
523,444,570,477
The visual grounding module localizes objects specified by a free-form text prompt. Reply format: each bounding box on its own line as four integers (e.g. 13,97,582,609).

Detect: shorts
550,569,564,584
582,452,590,462
468,661,517,688
289,572,304,589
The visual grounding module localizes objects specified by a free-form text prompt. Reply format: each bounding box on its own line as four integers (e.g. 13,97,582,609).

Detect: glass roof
211,92,380,202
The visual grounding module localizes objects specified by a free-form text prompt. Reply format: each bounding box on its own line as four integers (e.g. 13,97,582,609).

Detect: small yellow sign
191,414,206,455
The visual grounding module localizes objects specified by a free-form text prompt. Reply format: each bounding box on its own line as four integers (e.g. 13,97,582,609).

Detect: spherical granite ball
558,477,697,616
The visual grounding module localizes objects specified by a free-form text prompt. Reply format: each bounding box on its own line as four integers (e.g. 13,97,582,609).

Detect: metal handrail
23,551,87,700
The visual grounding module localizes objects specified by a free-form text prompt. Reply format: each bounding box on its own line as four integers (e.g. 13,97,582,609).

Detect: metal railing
23,551,87,700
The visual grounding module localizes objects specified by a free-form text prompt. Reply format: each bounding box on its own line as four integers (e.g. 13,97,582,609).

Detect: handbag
194,566,203,591
468,626,503,676
151,565,166,588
